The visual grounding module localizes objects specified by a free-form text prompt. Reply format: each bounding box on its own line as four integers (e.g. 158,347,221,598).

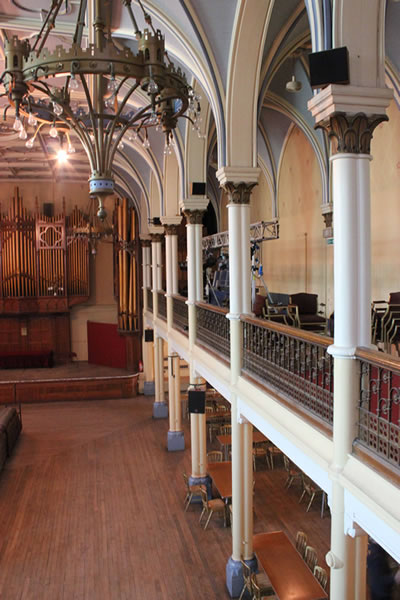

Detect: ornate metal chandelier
0,0,201,218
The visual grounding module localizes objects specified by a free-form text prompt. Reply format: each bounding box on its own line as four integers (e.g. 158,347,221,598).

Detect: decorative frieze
222,181,257,204
317,112,388,155
183,209,204,225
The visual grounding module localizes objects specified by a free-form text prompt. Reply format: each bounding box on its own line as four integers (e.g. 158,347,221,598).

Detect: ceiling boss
0,0,201,219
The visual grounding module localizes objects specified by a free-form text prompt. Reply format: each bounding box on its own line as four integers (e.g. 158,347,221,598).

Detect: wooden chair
299,473,325,515
251,573,276,599
295,530,308,558
313,565,328,590
182,472,203,511
283,455,302,489
239,560,274,600
253,445,269,470
267,442,283,468
207,450,223,463
199,486,226,530
304,546,318,572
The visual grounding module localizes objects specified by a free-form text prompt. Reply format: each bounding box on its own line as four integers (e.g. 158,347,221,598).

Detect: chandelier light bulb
13,116,22,131
67,143,75,154
118,140,124,150
57,148,68,163
149,111,158,125
53,102,63,116
28,112,37,127
147,79,159,94
49,125,58,138
19,127,27,140
163,142,172,156
69,74,79,90
107,77,118,93
25,137,34,149
143,136,150,148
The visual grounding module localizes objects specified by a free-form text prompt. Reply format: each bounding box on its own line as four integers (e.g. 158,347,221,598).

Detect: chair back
296,531,308,557
251,574,262,600
219,425,232,435
304,546,318,571
207,450,223,463
205,406,213,415
240,560,253,597
199,486,209,510
313,565,328,590
183,472,190,492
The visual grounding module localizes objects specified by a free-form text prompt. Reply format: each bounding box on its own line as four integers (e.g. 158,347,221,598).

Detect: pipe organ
0,189,89,313
114,197,139,332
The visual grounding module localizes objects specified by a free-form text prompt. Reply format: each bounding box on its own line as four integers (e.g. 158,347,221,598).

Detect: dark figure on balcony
367,538,400,600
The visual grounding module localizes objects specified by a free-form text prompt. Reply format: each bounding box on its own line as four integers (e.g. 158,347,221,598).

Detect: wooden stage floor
0,361,131,381
0,395,331,599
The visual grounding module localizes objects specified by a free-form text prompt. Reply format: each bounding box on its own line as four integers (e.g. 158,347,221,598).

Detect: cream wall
370,99,400,303
257,126,333,314
0,182,118,360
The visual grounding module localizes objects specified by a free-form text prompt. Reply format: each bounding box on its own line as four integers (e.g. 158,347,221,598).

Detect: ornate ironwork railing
147,288,153,313
172,294,188,334
157,291,167,320
196,302,230,359
241,316,333,424
356,348,400,468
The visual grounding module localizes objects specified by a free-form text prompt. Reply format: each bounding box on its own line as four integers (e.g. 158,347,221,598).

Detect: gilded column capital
183,209,205,225
222,181,257,204
164,224,179,236
141,239,151,248
316,112,388,155
150,233,164,243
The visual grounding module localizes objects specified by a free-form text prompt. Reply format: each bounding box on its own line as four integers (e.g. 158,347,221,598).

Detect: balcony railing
356,348,400,468
196,302,230,360
241,316,333,425
172,294,188,334
147,288,153,313
157,291,167,320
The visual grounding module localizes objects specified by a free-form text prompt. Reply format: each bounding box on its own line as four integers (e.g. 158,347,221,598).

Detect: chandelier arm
32,0,66,55
106,105,155,172
54,108,97,172
30,81,54,97
73,0,88,46
79,73,102,172
103,80,140,169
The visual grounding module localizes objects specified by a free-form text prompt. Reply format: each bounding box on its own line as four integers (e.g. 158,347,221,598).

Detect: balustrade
241,316,333,424
356,348,400,468
196,302,230,359
157,291,167,320
172,295,188,334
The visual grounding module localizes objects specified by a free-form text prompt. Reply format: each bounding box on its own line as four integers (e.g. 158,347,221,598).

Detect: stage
0,362,139,405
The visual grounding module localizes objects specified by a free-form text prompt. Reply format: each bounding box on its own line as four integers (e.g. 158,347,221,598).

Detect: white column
240,204,252,315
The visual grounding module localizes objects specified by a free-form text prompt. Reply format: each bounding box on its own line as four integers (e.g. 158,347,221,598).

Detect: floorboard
0,396,330,599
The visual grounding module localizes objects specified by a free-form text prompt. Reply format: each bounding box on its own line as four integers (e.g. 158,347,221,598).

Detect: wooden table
216,431,268,459
207,461,232,499
253,531,328,600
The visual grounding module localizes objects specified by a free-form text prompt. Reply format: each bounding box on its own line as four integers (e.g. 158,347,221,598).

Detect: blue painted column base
226,555,258,598
167,430,185,451
188,474,212,501
152,402,168,419
143,381,155,396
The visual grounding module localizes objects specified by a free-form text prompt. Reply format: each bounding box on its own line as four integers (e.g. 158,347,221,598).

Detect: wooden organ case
0,189,89,363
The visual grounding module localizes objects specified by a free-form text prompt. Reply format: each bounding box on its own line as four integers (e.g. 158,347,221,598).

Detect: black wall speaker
43,202,54,217
308,46,349,89
191,182,206,196
188,390,206,414
144,329,154,342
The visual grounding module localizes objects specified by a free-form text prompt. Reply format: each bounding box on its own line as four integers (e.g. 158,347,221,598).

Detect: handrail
195,300,230,316
356,346,400,372
241,314,332,347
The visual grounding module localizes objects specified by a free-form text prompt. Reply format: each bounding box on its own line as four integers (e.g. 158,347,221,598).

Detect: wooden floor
0,396,330,599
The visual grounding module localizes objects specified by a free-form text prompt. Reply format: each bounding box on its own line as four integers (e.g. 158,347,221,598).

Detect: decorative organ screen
0,189,89,311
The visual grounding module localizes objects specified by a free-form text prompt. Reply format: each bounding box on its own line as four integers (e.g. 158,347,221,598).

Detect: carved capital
222,181,257,204
323,211,333,229
141,239,151,248
316,112,388,155
164,224,179,236
150,233,164,243
183,209,204,225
